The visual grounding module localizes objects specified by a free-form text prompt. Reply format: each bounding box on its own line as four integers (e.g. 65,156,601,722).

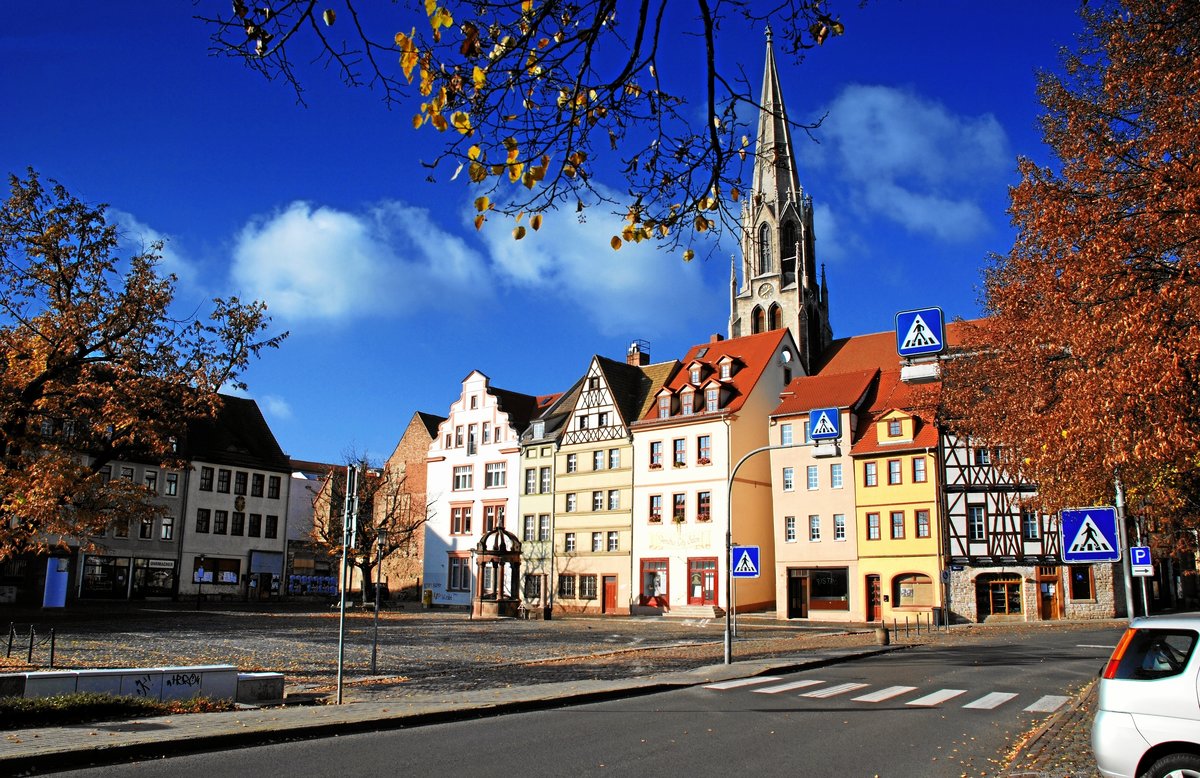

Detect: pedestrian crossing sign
808,407,840,440
732,546,760,578
1060,507,1121,563
896,307,945,358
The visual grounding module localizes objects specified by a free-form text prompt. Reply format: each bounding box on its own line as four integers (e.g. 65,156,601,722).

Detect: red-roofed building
630,328,800,616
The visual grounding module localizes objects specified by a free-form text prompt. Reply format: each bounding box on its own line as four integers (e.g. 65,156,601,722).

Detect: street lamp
195,554,206,610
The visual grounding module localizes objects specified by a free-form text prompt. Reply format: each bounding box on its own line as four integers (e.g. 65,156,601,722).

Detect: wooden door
602,576,618,613
866,575,882,622
1037,566,1062,620
787,570,809,619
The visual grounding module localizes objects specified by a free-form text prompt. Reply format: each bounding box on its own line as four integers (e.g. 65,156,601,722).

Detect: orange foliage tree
0,169,286,555
942,1,1200,537
197,0,845,257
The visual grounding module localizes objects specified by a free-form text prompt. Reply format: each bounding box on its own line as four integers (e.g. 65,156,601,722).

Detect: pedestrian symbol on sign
732,546,760,578
901,314,941,351
734,551,758,575
1068,515,1116,555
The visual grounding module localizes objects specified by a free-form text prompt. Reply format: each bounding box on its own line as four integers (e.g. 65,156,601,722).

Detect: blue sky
1,2,1083,464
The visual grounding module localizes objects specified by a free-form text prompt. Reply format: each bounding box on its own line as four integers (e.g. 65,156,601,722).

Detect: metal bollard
875,626,890,645
49,629,56,668
27,627,35,663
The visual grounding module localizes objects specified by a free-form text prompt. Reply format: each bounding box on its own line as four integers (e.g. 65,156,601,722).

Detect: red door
688,558,718,605
866,575,882,622
602,576,618,613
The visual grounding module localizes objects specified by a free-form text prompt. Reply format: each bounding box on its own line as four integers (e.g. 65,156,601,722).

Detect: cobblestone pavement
1005,681,1101,778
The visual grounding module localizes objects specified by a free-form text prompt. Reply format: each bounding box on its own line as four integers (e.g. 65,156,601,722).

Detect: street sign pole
1114,472,1136,622
336,465,360,704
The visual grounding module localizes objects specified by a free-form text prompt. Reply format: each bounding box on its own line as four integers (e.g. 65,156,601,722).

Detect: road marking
753,680,826,694
1024,695,1071,713
800,682,869,698
703,677,781,690
906,689,967,707
852,685,917,703
963,692,1019,710
1078,644,1116,650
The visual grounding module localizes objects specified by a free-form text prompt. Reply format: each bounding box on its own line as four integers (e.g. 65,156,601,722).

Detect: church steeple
728,28,833,376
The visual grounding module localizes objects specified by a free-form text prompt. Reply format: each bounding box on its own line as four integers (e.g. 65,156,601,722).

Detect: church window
751,306,765,334
781,221,797,258
768,303,782,331
757,224,772,275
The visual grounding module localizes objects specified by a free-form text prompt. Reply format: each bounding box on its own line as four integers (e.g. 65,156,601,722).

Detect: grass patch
0,692,235,730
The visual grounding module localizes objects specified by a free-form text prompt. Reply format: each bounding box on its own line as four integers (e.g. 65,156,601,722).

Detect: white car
1093,613,1200,778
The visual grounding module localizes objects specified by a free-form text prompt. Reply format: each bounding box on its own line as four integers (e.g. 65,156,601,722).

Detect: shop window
894,573,934,607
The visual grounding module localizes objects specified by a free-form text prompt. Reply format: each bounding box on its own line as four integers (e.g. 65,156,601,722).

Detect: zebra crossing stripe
800,682,869,699
852,685,917,703
963,692,1019,710
753,680,826,694
1024,695,1070,713
906,689,967,707
703,677,781,690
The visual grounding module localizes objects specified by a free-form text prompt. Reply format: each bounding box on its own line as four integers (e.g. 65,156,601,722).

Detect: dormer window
720,362,731,380
690,367,701,384
531,421,544,439
681,389,695,416
705,387,719,413
658,395,671,419
888,419,902,438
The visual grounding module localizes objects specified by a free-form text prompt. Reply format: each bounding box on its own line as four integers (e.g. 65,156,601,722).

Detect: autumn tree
312,456,432,604
197,0,845,257
941,0,1200,540
0,169,286,555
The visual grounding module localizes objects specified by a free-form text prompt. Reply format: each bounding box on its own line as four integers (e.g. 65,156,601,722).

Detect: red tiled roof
772,368,878,417
851,371,939,455
814,320,976,376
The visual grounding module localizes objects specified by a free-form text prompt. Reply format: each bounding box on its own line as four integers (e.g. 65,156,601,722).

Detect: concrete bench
0,665,242,702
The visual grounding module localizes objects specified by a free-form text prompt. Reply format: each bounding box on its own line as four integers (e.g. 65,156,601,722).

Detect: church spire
750,28,802,209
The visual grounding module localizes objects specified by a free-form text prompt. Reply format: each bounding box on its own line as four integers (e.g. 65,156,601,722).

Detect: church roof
750,28,803,208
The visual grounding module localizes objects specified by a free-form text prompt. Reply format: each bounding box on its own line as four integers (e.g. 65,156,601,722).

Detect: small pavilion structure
471,527,523,619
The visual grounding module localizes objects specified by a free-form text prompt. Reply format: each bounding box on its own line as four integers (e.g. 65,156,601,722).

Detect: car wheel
1141,753,1200,778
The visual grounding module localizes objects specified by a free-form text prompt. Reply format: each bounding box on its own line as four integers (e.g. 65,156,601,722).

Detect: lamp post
371,530,386,674
195,554,206,610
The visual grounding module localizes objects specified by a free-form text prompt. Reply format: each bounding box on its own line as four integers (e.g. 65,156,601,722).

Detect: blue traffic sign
1131,546,1152,566
1061,507,1121,563
896,307,946,358
808,407,840,441
732,546,760,578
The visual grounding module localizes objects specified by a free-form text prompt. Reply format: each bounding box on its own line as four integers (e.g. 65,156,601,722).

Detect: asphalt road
56,625,1123,778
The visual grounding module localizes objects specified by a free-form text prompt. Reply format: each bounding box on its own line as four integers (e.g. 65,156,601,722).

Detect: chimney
627,339,650,366
711,333,725,343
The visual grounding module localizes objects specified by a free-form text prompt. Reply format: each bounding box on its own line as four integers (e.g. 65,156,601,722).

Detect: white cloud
109,209,200,290
805,84,1010,242
260,394,293,420
229,201,487,323
478,197,721,336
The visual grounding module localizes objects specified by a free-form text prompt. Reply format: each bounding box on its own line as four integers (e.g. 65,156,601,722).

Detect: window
559,575,577,598
120,466,135,482
650,442,663,467
448,556,470,591
608,490,620,510
1107,627,1198,681
808,568,851,611
609,449,620,469
453,466,473,491
598,412,609,427
470,395,478,409
523,574,540,600
913,457,927,483
523,515,536,541
234,471,248,495
672,494,686,523
705,387,719,413
139,517,154,539
673,439,686,466
888,419,902,437
974,447,991,466
484,462,506,488
1022,510,1040,540
698,435,711,462
231,512,245,536
144,471,158,493
199,467,214,491
593,450,604,471
217,469,231,493
658,395,673,418
803,421,814,444
455,426,464,446
114,517,130,538
690,366,701,384
834,514,846,541
251,473,264,497
580,575,598,599
591,532,603,552
265,515,279,538
566,493,577,512
891,511,905,539
681,389,694,415
539,466,551,493
809,515,821,542
249,513,262,537
160,516,174,541
451,506,472,534
525,468,537,495
968,506,986,541
894,573,934,607
214,510,228,535
539,514,550,541
720,362,731,380
607,531,619,552
830,463,843,489
566,454,578,473
1070,565,1095,600
888,459,902,485
484,504,505,531
592,491,604,511
268,476,281,499
867,513,880,540
807,465,819,490
100,465,111,484
165,473,178,496
697,491,711,523
649,495,662,523
785,516,796,542
565,532,576,552
577,416,589,431
916,510,931,538
864,462,877,487
780,423,793,446
782,467,794,492
588,376,600,390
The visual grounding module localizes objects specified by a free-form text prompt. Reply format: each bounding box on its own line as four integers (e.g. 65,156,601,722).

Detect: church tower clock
729,28,832,375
